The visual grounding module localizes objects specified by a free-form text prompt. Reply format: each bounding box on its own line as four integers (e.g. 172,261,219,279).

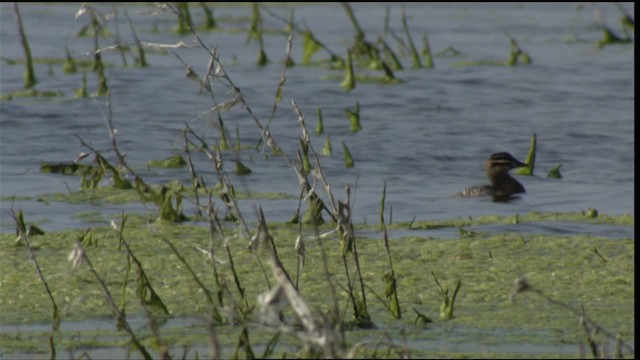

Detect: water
0,3,634,232
0,3,634,357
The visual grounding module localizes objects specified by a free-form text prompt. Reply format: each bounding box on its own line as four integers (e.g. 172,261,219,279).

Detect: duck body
455,152,526,202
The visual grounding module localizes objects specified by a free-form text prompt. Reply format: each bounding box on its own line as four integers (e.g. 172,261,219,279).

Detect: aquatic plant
413,308,434,326
340,49,356,91
431,271,461,320
261,6,344,68
379,180,387,231
507,37,532,65
381,227,401,319
300,139,312,173
75,5,110,95
147,154,186,168
401,5,423,69
6,4,633,358
584,208,598,218
616,3,634,32
235,160,253,175
200,2,217,30
218,116,230,150
13,3,37,88
63,46,77,74
75,71,88,98
378,36,404,70
345,101,362,132
10,209,58,333
596,26,632,48
114,214,169,316
69,238,153,359
315,107,324,134
510,277,635,358
421,34,434,68
514,133,536,176
11,209,45,245
124,10,147,67
302,30,320,64
267,32,294,126
452,36,532,67
247,3,269,67
342,2,365,44
341,2,378,68
338,186,373,328
175,2,193,35
342,141,355,168
322,135,332,156
547,164,562,179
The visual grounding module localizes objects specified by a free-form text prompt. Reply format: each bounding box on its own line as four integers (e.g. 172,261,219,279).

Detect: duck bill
513,159,528,168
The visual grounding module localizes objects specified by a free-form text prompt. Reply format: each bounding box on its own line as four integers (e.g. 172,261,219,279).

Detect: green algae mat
1,211,634,358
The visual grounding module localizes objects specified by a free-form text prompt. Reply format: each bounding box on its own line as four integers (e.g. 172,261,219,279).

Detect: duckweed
0,212,633,356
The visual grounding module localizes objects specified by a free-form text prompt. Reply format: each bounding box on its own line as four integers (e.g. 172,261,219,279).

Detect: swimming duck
455,152,527,201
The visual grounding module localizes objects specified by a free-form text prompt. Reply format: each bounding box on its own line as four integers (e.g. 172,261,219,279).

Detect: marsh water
0,2,634,358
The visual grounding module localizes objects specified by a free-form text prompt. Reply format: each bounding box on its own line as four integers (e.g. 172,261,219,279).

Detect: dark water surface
0,2,634,357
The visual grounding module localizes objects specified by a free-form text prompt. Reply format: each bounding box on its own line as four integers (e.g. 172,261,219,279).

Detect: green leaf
147,155,186,168
342,142,354,168
302,31,320,65
547,164,562,179
315,108,324,134
235,161,252,175
515,133,536,176
340,50,355,91
321,136,332,156
345,102,361,132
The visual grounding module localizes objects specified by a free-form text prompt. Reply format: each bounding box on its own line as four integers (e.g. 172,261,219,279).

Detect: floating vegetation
507,37,532,65
1,213,633,356
236,160,251,175
596,26,633,48
63,46,77,74
547,164,562,179
40,161,97,176
0,88,64,100
147,154,186,168
452,36,532,67
389,211,633,230
584,207,598,218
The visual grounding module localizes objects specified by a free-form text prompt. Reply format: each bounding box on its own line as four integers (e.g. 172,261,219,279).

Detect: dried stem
10,208,59,332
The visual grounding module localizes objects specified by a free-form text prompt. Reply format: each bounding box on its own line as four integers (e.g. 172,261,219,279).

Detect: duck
455,152,527,201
